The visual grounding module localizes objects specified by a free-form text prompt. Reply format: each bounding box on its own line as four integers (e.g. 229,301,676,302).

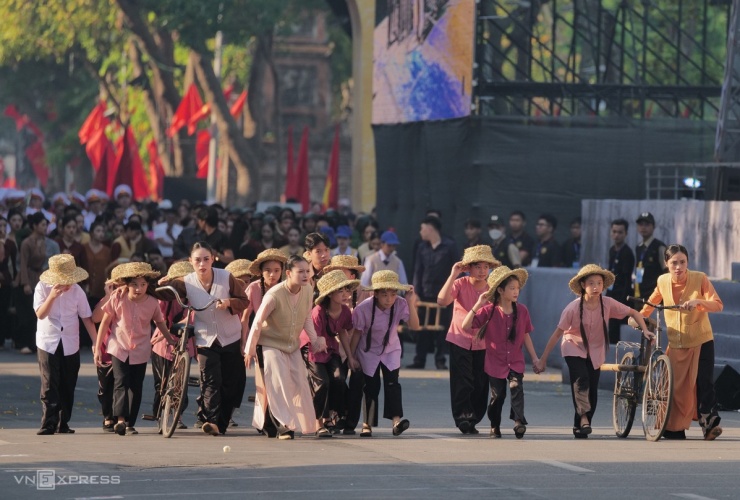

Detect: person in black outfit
409,216,458,370
463,219,483,249
508,211,535,266
606,219,635,343
488,215,521,268
561,217,582,268
532,213,562,268
634,212,667,301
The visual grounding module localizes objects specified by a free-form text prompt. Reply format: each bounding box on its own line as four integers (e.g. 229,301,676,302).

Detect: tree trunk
115,0,195,176
190,50,259,205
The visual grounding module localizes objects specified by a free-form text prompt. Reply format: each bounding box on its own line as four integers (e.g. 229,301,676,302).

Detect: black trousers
256,345,278,437
307,353,346,419
16,290,36,350
97,364,114,423
151,352,190,417
0,285,12,345
449,344,489,427
608,318,626,345
565,356,600,430
197,340,246,434
37,343,80,432
111,357,147,427
488,371,527,428
341,360,364,430
363,363,403,426
696,340,721,426
413,306,451,366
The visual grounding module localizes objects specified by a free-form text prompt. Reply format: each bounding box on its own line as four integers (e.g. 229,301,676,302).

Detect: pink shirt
445,277,487,351
103,287,164,364
472,303,534,378
309,304,353,364
245,280,269,322
557,296,632,368
352,296,410,376
151,299,195,360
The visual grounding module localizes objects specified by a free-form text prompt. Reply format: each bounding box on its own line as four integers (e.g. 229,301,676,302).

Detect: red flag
230,90,248,118
283,126,296,200
25,139,49,188
322,125,340,210
295,126,311,212
3,104,30,131
187,86,239,133
79,101,109,144
92,140,115,194
111,127,150,200
147,140,165,200
196,130,210,179
167,84,204,137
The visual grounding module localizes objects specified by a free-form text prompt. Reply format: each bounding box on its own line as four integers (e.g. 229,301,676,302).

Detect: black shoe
490,427,502,438
573,427,588,439
435,362,448,370
342,428,356,436
662,430,686,440
36,428,54,435
392,419,410,436
114,422,126,436
103,422,115,433
513,423,526,439
57,426,75,434
469,425,480,435
405,363,425,369
459,420,472,434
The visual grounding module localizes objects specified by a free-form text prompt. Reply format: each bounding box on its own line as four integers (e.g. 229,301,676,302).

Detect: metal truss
474,0,732,119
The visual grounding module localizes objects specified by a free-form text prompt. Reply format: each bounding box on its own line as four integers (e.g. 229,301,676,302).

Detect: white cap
27,187,45,201
51,192,70,206
114,184,132,199
69,191,86,205
158,199,173,210
85,189,106,203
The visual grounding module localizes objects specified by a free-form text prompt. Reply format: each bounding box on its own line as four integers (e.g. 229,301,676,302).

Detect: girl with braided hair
462,266,537,439
535,264,650,438
243,249,287,325
308,270,360,436
350,271,420,437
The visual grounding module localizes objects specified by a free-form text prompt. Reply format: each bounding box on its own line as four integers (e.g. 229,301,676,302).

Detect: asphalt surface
1,346,738,499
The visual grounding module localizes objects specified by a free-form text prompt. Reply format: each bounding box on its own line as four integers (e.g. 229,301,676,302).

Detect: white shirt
152,221,183,258
33,282,92,355
360,249,408,287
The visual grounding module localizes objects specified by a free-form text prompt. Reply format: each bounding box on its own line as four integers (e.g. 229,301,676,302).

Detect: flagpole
207,9,223,204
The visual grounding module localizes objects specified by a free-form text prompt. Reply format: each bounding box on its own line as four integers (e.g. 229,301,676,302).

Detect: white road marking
536,460,594,473
672,494,718,500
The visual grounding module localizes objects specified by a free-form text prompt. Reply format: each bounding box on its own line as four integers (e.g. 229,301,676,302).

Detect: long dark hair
476,276,519,341
364,294,395,354
259,259,284,297
578,276,609,356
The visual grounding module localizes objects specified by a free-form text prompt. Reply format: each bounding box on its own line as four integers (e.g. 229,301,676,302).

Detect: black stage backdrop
373,116,716,266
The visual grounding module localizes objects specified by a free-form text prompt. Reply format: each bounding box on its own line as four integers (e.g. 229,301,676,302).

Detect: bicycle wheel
613,352,637,438
161,352,190,438
641,353,673,442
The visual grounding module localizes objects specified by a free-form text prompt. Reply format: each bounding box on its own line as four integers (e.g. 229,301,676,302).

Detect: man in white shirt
34,255,97,435
360,231,408,286
152,207,183,260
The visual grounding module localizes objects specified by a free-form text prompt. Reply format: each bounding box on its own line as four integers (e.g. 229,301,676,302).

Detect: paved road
1,347,738,499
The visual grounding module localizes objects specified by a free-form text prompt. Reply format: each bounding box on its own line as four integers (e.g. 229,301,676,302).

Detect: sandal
392,419,410,436
513,423,526,439
579,423,592,435
490,427,502,439
316,427,333,438
360,425,373,438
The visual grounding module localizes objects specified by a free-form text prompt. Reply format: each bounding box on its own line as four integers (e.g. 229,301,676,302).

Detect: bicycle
153,285,218,438
602,296,680,441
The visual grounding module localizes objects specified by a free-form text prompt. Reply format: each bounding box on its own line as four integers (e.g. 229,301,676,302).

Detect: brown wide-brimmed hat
166,261,195,280
364,270,411,292
39,254,89,286
484,266,528,300
248,248,287,276
568,264,615,295
110,262,161,282
315,270,361,305
225,259,254,279
323,254,366,274
461,244,501,267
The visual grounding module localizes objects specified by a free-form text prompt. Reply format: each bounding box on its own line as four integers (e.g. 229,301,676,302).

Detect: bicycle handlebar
627,296,682,310
155,286,221,312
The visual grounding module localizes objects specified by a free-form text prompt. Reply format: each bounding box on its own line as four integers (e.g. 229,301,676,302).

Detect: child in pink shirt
463,266,537,439
535,265,649,438
437,245,500,434
94,262,175,436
